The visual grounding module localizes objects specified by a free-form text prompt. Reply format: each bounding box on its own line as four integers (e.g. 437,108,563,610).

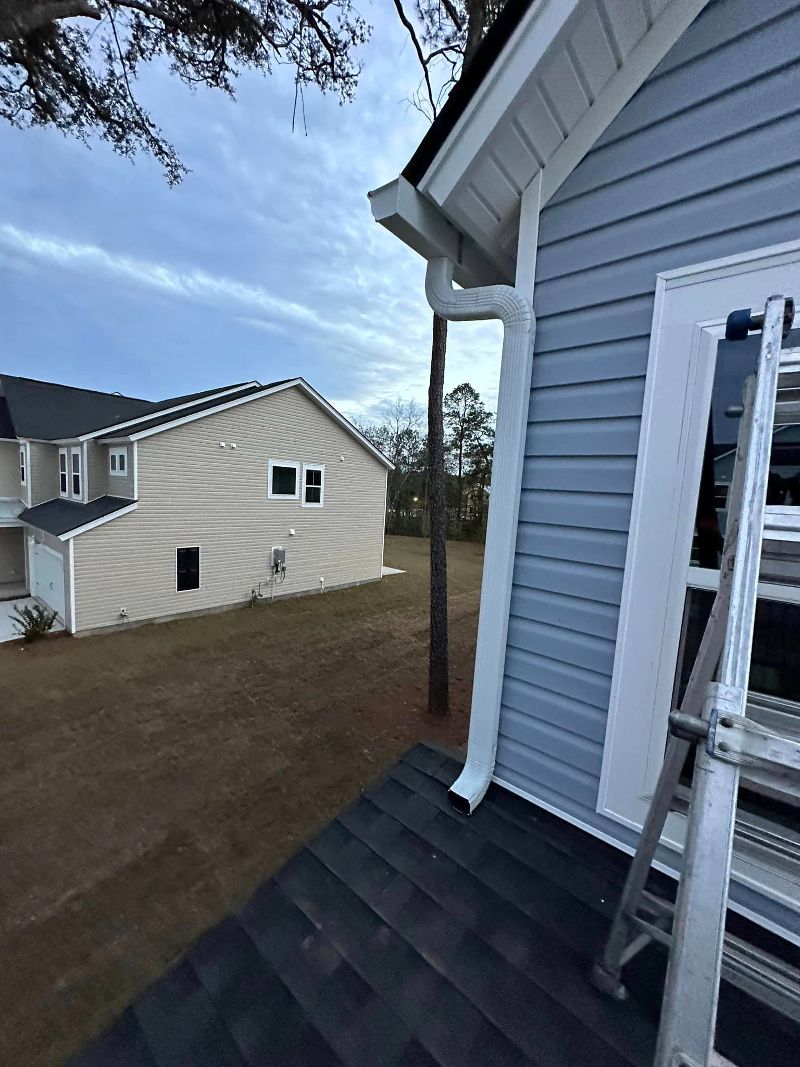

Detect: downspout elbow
425,257,535,815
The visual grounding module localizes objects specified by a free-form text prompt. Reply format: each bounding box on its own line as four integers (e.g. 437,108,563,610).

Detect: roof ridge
0,373,153,404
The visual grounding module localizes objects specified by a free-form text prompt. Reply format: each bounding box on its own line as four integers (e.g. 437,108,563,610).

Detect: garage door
32,543,65,620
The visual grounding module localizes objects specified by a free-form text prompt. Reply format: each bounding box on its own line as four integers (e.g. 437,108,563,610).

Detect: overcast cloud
0,3,502,423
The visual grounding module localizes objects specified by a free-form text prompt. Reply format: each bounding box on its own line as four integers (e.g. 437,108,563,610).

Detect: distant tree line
355,383,494,542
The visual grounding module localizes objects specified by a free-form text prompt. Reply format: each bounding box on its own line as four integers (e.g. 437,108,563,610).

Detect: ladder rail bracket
712,714,800,790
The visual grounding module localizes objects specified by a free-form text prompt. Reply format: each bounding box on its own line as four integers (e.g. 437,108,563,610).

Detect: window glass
271,464,297,497
176,547,200,591
674,589,800,831
692,330,800,569
19,446,26,485
59,451,67,494
110,454,117,472
109,448,127,476
304,466,323,505
71,450,81,496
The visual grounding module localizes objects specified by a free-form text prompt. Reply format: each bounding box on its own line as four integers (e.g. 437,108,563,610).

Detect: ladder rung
629,898,800,1022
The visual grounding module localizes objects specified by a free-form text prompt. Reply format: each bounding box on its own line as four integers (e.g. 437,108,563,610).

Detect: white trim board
493,774,800,948
78,382,259,442
598,239,800,915
58,502,139,541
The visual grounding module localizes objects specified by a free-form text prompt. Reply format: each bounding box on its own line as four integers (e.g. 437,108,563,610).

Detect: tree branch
0,1,100,41
392,0,436,117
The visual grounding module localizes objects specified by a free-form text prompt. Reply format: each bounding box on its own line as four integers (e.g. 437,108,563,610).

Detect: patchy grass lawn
0,535,483,1067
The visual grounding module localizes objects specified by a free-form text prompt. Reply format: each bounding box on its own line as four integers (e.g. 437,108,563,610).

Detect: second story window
71,448,82,499
59,448,68,497
19,445,26,486
109,447,127,476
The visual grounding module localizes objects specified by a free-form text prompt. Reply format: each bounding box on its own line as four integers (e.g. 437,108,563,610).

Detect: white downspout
425,253,536,813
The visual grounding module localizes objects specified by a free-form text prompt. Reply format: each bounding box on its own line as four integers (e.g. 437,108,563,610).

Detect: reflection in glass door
673,331,800,844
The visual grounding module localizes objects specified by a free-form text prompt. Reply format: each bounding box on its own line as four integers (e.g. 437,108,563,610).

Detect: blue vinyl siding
495,0,800,928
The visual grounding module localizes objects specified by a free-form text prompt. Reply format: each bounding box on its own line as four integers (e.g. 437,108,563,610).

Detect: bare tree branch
392,0,436,117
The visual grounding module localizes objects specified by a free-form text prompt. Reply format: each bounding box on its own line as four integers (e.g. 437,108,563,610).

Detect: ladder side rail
655,296,786,1067
593,376,756,996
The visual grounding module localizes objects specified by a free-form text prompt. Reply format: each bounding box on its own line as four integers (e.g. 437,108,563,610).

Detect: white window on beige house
268,459,300,500
58,448,68,497
302,463,324,508
19,445,26,487
70,447,82,499
109,447,127,477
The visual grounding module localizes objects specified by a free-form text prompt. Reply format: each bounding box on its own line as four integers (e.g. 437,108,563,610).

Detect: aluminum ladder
592,294,800,1067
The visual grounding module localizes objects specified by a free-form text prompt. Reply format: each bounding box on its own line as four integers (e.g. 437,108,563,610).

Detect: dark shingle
0,397,16,439
0,374,256,440
68,745,799,1067
19,496,134,537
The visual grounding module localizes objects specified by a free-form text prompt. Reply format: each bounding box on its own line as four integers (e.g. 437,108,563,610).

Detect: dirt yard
0,536,482,1067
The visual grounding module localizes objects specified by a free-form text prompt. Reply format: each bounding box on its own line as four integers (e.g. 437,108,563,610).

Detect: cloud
0,5,505,418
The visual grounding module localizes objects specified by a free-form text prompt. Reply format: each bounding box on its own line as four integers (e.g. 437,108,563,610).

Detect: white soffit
377,0,709,284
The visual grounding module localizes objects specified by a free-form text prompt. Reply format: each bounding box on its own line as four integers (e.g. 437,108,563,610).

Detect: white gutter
425,256,535,813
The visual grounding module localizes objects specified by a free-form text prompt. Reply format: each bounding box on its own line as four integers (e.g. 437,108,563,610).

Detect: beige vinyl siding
86,440,108,500
105,444,135,499
29,442,59,505
73,387,387,632
0,528,25,583
0,441,19,497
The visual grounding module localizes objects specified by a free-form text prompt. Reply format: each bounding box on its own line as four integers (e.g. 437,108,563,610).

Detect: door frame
598,239,800,915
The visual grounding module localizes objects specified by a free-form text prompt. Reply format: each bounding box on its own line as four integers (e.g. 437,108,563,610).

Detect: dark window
71,450,81,497
176,547,200,591
271,464,297,497
304,466,323,505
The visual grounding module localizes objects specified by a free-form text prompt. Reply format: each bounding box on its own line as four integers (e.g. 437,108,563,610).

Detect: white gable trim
58,502,139,540
78,382,259,441
104,379,394,470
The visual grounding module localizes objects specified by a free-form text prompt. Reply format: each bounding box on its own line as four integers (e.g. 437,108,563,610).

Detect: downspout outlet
425,257,535,815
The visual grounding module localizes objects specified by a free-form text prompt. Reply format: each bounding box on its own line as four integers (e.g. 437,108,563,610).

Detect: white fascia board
124,378,394,470
539,0,712,206
58,502,138,540
369,177,508,287
77,382,260,441
295,381,395,470
420,0,578,206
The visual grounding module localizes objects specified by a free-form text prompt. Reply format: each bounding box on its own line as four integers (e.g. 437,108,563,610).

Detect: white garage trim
69,538,76,633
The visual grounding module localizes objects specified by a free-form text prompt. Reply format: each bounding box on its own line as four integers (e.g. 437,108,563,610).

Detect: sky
0,3,502,425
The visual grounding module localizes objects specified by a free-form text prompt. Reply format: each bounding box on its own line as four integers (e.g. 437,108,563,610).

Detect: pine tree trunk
428,312,449,715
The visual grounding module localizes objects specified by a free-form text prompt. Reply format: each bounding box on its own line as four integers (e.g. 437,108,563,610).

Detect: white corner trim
441,177,540,813
379,468,388,579
58,502,138,540
82,440,88,503
132,441,139,498
68,537,77,633
79,382,259,441
539,0,711,206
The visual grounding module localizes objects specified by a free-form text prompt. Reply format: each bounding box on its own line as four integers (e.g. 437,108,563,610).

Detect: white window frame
175,545,201,592
598,240,800,915
19,444,27,487
301,463,325,508
70,446,82,500
109,447,128,477
268,459,300,500
58,447,69,498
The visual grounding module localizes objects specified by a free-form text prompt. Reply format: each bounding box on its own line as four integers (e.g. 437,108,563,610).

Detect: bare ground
0,536,482,1067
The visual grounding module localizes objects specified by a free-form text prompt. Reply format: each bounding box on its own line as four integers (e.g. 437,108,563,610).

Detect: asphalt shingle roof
0,375,254,440
100,381,292,438
19,496,134,537
67,745,797,1067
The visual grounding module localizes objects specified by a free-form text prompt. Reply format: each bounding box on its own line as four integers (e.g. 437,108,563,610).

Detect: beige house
0,374,390,635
